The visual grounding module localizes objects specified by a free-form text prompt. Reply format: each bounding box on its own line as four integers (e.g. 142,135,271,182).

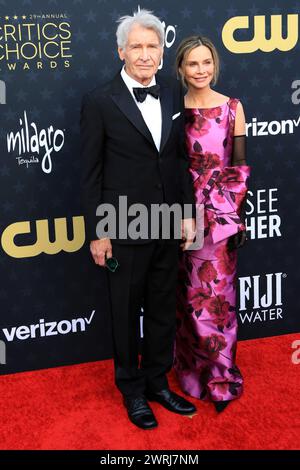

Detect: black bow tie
132,84,160,103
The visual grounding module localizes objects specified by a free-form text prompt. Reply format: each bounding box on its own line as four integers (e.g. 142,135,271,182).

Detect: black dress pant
106,239,180,398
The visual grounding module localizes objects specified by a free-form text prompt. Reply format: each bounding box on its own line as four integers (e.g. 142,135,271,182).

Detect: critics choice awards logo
0,13,72,71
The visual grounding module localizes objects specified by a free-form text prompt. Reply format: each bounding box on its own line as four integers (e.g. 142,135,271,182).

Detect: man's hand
90,238,112,266
180,218,196,251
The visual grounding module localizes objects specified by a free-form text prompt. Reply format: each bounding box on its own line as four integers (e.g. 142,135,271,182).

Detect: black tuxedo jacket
80,71,195,244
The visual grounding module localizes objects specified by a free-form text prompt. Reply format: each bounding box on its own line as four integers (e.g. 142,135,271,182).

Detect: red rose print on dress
197,261,217,283
199,333,227,360
188,113,211,138
202,294,231,329
175,98,249,403
187,286,211,313
201,107,222,120
215,244,236,275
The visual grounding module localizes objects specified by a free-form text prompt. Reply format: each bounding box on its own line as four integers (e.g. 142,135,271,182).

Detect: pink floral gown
174,98,251,403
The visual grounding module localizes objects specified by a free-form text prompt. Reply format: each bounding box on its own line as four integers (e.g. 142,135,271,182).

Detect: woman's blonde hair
175,35,220,88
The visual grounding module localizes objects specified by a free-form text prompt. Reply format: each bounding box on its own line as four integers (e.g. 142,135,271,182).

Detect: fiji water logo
6,111,65,174
239,272,285,323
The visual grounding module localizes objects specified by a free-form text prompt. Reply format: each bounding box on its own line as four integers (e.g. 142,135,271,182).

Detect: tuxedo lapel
110,72,174,154
110,73,155,148
158,78,173,154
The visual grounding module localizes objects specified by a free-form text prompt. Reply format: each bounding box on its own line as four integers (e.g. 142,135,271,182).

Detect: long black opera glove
228,135,248,252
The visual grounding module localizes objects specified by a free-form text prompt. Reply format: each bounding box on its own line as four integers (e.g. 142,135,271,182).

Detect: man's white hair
116,9,165,49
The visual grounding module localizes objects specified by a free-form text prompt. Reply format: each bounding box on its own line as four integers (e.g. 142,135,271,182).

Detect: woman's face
181,45,215,90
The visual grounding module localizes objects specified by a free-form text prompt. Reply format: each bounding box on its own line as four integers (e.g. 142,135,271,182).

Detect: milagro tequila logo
159,19,176,70
238,272,285,324
162,20,176,48
6,111,65,174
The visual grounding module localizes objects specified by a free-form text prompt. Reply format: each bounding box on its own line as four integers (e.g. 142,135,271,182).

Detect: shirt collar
121,65,156,92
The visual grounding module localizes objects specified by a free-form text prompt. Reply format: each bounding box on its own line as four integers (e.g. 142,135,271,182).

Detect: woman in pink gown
174,36,251,412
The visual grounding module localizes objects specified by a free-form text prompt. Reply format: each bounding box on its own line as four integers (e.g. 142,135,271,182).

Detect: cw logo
1,216,85,258
222,14,298,53
0,79,6,104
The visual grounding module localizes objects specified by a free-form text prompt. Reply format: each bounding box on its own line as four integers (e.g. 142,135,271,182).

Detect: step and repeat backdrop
0,0,299,373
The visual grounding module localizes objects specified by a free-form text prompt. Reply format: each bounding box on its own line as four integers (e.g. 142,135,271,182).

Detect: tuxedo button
155,183,162,189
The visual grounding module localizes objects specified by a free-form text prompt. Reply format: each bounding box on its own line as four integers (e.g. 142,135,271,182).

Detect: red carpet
0,333,299,450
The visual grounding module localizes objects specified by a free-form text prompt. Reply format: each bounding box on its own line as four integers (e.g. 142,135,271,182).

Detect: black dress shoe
214,400,230,413
146,389,196,415
123,396,158,430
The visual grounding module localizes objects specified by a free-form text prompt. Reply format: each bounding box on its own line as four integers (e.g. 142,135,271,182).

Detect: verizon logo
2,310,95,342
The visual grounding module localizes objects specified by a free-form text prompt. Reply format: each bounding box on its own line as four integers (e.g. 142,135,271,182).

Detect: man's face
118,24,163,86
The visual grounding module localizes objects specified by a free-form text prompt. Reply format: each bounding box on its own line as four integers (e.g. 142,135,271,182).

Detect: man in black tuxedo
81,9,197,429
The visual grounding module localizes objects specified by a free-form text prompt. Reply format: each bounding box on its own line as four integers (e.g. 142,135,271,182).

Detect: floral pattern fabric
174,99,250,402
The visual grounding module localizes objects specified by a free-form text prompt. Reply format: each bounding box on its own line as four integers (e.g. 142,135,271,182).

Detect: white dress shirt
121,66,162,151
